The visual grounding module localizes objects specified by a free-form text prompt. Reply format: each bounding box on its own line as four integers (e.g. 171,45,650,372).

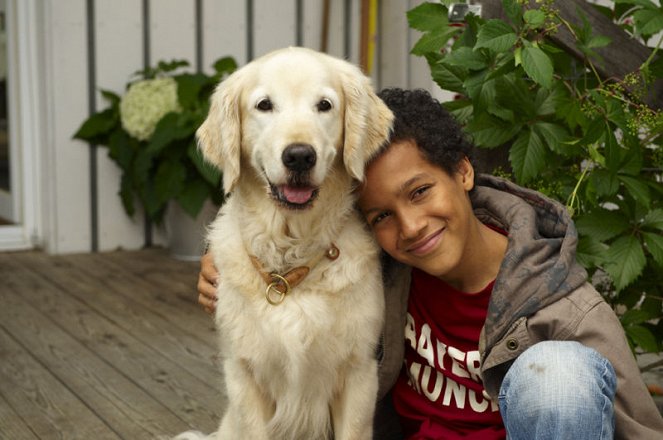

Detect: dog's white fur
179,47,393,440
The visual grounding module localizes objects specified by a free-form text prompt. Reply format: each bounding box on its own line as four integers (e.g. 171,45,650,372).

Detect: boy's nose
398,212,426,241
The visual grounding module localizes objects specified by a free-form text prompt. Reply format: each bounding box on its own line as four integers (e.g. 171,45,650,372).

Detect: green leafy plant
408,0,663,355
74,57,237,223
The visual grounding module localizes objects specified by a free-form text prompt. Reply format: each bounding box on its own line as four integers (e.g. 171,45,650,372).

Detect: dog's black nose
282,144,316,172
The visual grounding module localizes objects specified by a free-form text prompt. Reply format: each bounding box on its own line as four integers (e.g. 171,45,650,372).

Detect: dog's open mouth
270,183,319,209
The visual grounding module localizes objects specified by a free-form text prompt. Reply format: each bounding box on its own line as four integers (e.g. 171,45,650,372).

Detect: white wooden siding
43,0,92,254
95,0,146,251
201,1,247,68
35,0,438,254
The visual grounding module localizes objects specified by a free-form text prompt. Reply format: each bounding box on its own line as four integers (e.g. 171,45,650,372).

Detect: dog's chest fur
207,194,384,436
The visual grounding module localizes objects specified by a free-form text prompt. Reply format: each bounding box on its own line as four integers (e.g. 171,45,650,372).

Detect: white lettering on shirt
403,312,499,413
417,324,435,368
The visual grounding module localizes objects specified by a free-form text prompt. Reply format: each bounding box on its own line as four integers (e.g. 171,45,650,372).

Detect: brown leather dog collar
250,244,340,305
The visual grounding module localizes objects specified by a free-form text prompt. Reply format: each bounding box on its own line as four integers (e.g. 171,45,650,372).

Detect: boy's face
357,140,475,280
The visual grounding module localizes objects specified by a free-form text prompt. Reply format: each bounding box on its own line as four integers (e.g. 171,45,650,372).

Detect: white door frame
0,0,43,250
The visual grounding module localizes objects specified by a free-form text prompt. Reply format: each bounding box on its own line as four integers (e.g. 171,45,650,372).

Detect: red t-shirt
392,268,506,439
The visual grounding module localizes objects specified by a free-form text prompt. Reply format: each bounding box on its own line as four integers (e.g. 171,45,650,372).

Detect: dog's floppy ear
196,69,245,194
337,62,393,182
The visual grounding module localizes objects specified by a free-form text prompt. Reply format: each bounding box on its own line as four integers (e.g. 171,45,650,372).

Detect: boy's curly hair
376,88,474,175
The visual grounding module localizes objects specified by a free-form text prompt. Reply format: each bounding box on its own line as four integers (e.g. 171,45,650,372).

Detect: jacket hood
472,174,588,350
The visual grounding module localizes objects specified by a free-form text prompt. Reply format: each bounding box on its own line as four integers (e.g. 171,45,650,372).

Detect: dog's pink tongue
283,186,314,204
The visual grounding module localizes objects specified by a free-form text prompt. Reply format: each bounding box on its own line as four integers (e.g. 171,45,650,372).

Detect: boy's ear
459,157,475,191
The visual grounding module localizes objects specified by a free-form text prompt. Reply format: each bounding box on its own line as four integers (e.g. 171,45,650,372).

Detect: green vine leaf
575,208,631,242
603,130,623,173
428,58,468,93
523,10,546,29
625,324,659,353
464,72,497,110
412,27,460,55
534,84,566,116
407,2,448,32
605,235,647,291
532,122,570,155
620,308,654,326
444,47,489,70
475,19,518,53
590,169,620,198
465,113,521,148
619,175,651,207
642,208,663,230
643,232,663,266
521,45,553,88
502,0,524,24
443,99,474,124
633,8,663,36
576,236,608,268
509,128,546,182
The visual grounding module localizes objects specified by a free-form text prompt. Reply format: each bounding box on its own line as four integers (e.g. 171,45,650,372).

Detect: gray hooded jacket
374,174,663,440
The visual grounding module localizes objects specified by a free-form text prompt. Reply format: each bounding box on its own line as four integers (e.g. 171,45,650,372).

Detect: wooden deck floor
2,249,662,439
0,249,225,439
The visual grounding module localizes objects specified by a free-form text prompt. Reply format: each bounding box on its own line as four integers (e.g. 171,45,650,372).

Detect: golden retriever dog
179,47,393,440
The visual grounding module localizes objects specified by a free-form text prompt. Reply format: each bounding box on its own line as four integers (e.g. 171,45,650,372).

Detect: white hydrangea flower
120,76,180,141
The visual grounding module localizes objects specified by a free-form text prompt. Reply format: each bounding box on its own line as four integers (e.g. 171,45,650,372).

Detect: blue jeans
498,341,617,440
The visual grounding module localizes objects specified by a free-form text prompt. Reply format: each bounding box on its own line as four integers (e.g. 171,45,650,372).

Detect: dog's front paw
171,430,216,440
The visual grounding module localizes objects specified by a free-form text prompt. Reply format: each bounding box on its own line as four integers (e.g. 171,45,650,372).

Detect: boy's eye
412,185,431,199
371,212,390,226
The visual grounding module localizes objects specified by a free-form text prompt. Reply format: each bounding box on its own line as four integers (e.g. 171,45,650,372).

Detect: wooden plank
327,0,358,62
379,0,411,88
202,0,248,68
302,0,324,51
85,250,229,408
6,253,224,428
60,251,223,387
94,0,146,252
0,254,218,438
43,0,92,253
64,250,217,350
149,0,197,64
253,0,297,57
0,394,40,440
0,393,40,440
0,278,180,438
0,326,118,440
147,0,199,250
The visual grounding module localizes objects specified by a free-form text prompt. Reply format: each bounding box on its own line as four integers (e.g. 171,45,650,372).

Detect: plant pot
164,200,218,261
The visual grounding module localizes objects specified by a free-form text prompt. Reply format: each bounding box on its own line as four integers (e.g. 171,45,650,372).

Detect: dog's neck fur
232,164,357,273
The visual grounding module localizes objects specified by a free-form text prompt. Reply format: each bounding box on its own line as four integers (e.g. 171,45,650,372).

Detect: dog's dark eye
256,98,273,112
317,99,332,112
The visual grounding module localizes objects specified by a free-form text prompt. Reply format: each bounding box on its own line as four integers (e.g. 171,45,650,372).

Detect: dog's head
197,47,393,210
